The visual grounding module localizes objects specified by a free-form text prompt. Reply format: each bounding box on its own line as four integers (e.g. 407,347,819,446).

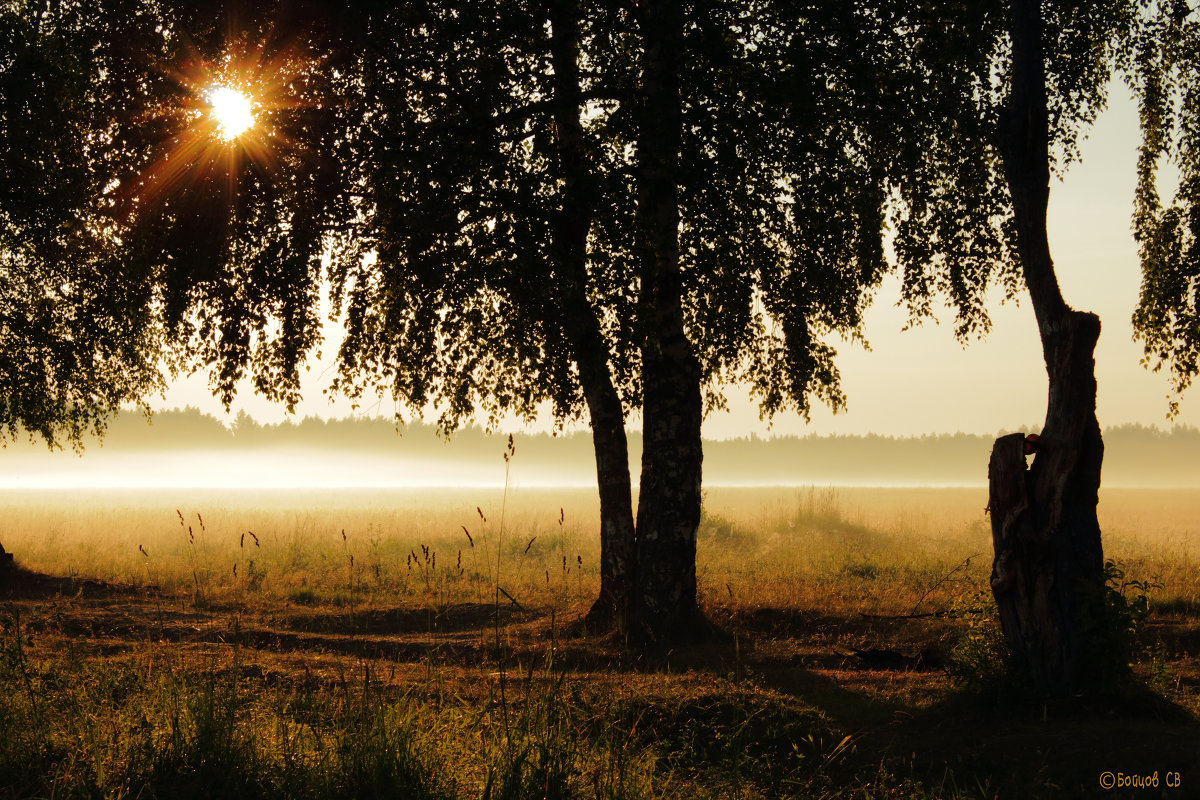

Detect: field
0,485,1197,799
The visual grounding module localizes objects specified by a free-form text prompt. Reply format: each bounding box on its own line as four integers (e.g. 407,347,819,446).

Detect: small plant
945,586,1008,690
1086,559,1160,688
243,559,267,592
0,610,32,677
289,587,320,606
236,531,263,593
340,528,355,594
838,557,884,581
1149,641,1176,697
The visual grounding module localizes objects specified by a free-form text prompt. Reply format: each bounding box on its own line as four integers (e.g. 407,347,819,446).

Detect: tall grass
0,620,676,799
0,486,1194,616
0,622,994,800
1,485,1194,798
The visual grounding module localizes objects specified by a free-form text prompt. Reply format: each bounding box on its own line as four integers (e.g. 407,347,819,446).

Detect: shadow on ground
4,570,1199,799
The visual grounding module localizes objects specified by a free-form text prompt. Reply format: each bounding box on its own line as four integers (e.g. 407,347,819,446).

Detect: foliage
945,586,1010,691
1148,640,1176,697
0,0,376,450
320,0,980,428
128,1,361,412
0,1,163,447
1128,2,1200,413
1085,558,1159,687
892,0,1141,333
0,0,1052,432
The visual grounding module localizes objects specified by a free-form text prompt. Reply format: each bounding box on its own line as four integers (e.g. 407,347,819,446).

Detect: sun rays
129,35,318,211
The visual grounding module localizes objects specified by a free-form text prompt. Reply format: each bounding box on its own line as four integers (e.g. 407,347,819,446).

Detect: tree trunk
580,378,637,629
547,0,637,630
990,0,1106,696
630,0,706,643
989,314,1105,695
0,541,12,589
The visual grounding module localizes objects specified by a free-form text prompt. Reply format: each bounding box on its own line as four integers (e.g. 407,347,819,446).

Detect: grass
1,485,1198,798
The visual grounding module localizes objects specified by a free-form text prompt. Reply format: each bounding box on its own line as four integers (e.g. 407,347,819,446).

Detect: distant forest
6,407,1200,487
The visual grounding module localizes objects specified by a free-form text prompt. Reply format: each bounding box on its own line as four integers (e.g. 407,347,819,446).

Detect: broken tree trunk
988,310,1106,696
991,0,1109,696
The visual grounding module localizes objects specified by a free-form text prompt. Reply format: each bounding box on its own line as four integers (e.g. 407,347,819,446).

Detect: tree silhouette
5,0,1152,655
1130,2,1200,416
324,0,994,641
0,2,165,446
0,1,167,567
986,0,1133,697
890,0,1143,694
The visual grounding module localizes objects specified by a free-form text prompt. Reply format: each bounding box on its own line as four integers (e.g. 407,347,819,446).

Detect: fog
5,409,1200,489
1,449,601,490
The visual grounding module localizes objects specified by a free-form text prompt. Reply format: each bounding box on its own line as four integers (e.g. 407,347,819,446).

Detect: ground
0,486,1197,798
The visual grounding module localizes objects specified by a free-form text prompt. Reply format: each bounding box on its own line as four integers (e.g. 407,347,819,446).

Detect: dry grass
3,485,1192,613
1,485,1198,798
0,488,601,612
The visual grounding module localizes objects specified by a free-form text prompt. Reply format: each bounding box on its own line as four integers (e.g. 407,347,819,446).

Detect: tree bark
0,541,12,586
630,0,706,643
990,0,1106,696
547,0,637,631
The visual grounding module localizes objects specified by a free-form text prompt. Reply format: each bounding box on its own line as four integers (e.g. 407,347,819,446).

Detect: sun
207,86,255,140
133,40,314,205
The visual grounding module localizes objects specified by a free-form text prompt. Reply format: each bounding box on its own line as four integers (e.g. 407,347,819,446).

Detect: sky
154,79,1194,440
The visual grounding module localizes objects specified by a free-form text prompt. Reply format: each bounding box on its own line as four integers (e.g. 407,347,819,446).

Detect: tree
987,0,1125,696
546,0,638,629
629,0,705,637
890,0,1139,694
0,1,165,568
6,0,1099,649
327,0,980,642
324,1,643,629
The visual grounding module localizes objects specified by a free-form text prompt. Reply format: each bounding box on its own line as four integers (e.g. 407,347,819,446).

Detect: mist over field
5,408,1200,488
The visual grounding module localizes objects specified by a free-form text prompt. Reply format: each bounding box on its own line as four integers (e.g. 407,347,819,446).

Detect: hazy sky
156,79,1193,439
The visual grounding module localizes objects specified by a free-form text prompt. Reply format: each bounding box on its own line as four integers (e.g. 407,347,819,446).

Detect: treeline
7,409,1200,487
710,425,1200,486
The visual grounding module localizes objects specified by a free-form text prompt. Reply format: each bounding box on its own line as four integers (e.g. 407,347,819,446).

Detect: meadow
0,485,1197,798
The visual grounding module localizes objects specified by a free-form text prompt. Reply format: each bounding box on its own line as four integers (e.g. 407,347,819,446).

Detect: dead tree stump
988,429,1106,696
0,543,12,586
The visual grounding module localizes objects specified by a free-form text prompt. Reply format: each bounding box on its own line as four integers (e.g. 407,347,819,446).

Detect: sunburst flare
208,86,255,140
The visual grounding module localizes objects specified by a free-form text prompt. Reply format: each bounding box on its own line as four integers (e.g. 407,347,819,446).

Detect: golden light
131,35,319,208
207,86,255,140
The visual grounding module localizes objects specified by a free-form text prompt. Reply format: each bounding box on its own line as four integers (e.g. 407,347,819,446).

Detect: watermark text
1099,771,1183,791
